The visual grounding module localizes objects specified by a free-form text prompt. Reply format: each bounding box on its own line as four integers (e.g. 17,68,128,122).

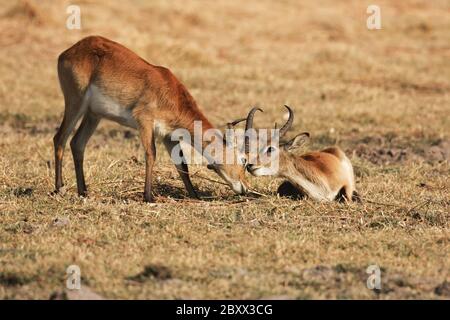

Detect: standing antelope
246,106,358,202
54,35,250,202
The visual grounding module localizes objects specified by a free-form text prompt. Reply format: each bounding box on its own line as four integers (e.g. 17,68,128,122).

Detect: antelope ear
284,132,310,152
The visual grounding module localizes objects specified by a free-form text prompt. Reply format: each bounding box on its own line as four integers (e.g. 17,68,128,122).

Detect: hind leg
70,111,100,197
53,94,88,193
335,185,357,203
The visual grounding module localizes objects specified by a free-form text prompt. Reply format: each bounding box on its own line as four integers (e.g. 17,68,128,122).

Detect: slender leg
70,112,100,197
53,95,87,193
139,126,156,202
163,137,199,199
336,186,354,203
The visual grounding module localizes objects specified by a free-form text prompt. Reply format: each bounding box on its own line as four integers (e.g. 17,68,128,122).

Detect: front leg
163,137,199,199
139,125,156,202
277,180,306,200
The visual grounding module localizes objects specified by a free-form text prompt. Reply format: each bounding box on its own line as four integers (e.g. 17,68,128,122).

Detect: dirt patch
0,272,33,287
13,187,34,197
127,264,173,282
425,140,450,162
290,264,443,298
351,136,450,165
434,281,450,297
349,78,450,95
0,112,59,135
354,145,419,164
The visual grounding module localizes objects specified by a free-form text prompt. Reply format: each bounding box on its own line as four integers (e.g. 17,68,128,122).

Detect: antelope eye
266,146,276,154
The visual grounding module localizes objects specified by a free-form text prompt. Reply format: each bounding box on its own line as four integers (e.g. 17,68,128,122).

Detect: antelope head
205,107,262,194
246,105,310,176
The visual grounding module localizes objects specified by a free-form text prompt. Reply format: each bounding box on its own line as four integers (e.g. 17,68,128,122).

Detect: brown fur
280,147,356,202
249,144,356,202
54,36,247,202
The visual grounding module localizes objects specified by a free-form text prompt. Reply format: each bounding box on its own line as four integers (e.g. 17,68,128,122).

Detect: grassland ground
0,0,449,299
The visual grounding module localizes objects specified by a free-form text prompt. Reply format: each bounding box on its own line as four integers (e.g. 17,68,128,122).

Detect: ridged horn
279,105,294,137
244,107,263,153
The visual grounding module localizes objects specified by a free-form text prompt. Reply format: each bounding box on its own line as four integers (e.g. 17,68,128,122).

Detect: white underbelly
340,157,355,189
87,85,138,129
290,175,333,202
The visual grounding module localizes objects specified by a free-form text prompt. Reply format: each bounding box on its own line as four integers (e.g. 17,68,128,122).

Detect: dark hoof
51,185,66,196
335,187,348,203
143,195,155,203
78,191,88,198
189,192,200,200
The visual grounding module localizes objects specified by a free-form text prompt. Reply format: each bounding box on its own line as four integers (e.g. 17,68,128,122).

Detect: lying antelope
246,106,358,202
54,35,251,202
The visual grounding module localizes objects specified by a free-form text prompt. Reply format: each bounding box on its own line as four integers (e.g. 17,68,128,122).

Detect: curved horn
245,107,263,131
227,118,246,129
244,107,263,153
225,118,246,146
279,105,294,138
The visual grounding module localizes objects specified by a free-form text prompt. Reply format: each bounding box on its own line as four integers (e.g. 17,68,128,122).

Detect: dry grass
0,0,449,299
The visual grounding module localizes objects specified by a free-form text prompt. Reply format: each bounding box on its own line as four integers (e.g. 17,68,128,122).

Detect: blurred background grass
0,0,448,299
